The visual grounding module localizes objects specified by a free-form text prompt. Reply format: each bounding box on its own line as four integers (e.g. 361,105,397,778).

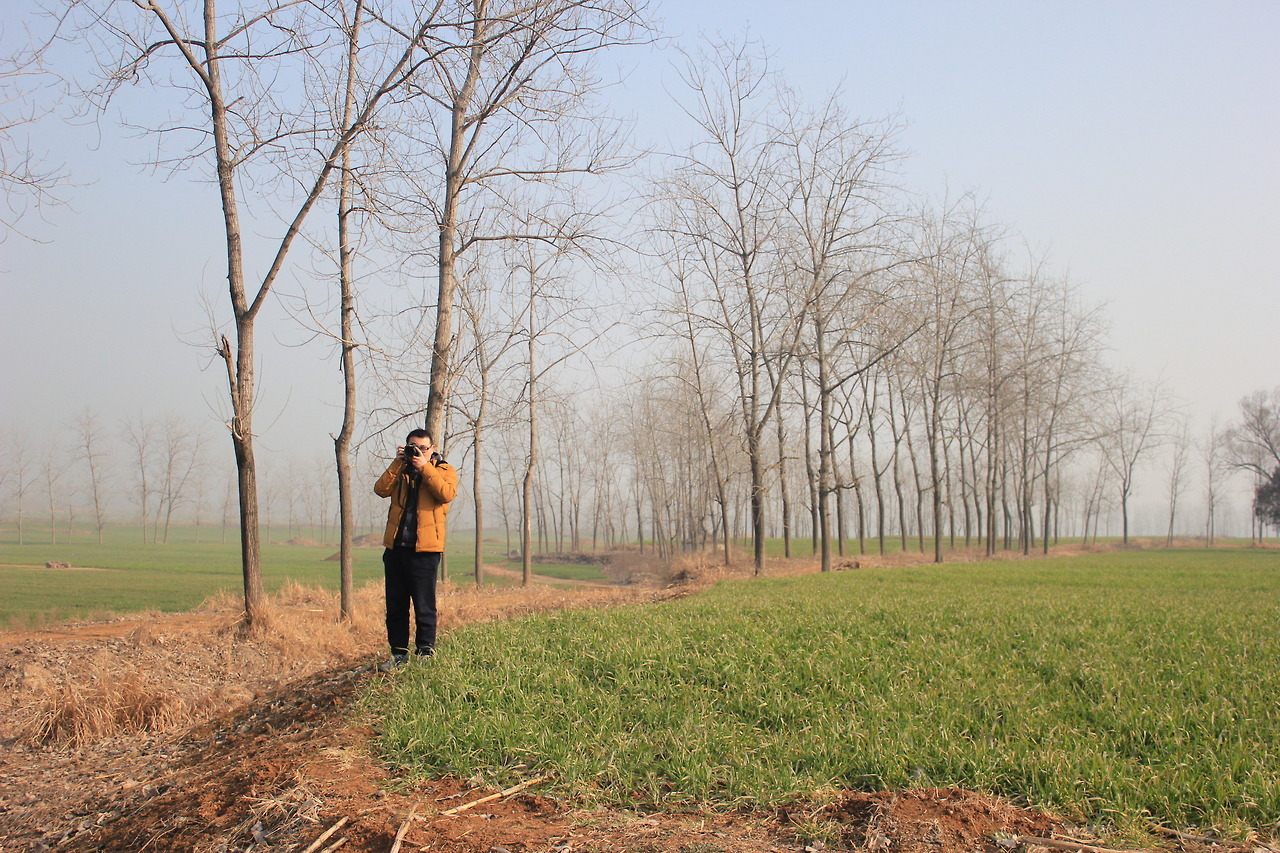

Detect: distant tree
6,431,36,544
404,0,653,446
656,36,799,575
40,440,64,545
74,408,111,544
1255,467,1280,530
1227,387,1280,477
1226,387,1280,543
1163,416,1191,547
1200,419,1230,545
155,416,207,544
122,414,158,543
1098,376,1168,545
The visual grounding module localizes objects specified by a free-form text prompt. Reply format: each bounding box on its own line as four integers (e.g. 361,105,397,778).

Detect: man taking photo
374,429,458,671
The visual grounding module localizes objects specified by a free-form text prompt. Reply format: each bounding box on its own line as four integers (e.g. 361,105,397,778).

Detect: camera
403,444,424,458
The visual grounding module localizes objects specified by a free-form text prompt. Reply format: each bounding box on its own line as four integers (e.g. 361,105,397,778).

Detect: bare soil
0,547,1255,853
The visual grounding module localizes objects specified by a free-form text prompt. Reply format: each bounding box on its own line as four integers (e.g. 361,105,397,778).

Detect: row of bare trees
1,411,210,545
0,411,404,547
426,39,1265,575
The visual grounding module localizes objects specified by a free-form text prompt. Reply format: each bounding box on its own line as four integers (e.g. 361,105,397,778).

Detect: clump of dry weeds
19,665,188,746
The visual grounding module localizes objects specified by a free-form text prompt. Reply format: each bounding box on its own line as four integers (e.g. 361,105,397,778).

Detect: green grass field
373,549,1280,834
0,521,607,627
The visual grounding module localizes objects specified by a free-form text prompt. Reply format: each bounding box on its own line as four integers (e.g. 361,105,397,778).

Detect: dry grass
19,666,188,745
5,576,662,749
10,582,389,748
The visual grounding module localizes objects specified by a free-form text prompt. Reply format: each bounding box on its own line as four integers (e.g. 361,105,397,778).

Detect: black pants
383,548,441,655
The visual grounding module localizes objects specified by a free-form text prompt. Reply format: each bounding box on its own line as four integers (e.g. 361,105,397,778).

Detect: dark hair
406,428,432,444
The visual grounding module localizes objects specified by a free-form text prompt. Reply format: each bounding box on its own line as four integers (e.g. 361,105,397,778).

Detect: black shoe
378,653,409,673
414,645,435,658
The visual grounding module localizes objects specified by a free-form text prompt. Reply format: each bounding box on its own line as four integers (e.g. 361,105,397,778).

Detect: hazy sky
3,0,1278,474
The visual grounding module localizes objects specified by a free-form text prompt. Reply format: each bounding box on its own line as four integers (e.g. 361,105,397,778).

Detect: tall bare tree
774,88,902,571
1226,387,1280,478
6,431,36,545
396,0,652,445
40,440,64,545
1225,387,1280,543
155,416,207,544
452,252,524,585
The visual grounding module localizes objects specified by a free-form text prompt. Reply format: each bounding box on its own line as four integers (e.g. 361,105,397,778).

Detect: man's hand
403,439,435,473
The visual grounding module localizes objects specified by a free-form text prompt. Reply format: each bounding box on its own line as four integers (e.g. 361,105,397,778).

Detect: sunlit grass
374,549,1280,833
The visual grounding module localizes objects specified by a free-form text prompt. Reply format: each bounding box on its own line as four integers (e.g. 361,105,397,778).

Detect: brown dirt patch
0,563,115,571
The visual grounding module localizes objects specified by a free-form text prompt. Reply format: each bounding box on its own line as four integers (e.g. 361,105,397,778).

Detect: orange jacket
375,456,459,552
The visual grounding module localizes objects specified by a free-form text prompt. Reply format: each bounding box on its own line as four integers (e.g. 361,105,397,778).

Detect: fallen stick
319,839,347,853
302,818,349,853
389,805,418,853
1149,825,1231,846
441,776,550,816
1152,825,1280,853
1015,835,1142,853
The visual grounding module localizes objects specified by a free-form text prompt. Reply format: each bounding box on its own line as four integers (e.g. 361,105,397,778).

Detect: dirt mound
779,788,1060,853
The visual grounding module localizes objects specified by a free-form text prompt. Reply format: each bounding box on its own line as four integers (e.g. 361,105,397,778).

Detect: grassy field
0,521,608,627
373,549,1280,834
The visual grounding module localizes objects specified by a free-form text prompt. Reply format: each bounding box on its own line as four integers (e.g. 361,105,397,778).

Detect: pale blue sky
3,1,1277,477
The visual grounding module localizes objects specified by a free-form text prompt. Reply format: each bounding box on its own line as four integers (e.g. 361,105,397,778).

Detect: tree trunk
333,2,364,620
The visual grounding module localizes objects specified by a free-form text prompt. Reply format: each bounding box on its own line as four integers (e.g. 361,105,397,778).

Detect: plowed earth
0,550,1247,853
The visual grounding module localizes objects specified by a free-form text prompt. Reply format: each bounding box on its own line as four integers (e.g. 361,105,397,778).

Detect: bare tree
773,87,902,571
155,416,207,544
1226,387,1280,543
74,407,111,544
1099,375,1167,545
1200,418,1230,546
655,249,736,565
1226,387,1280,478
40,440,64,545
510,237,595,585
1163,415,1191,546
398,0,652,444
122,414,157,543
452,252,524,585
899,200,989,563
